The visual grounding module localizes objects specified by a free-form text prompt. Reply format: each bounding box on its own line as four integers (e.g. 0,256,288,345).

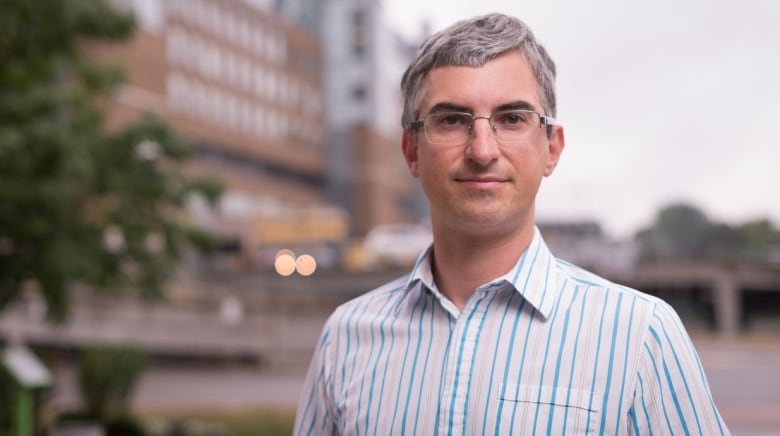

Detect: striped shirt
294,227,729,435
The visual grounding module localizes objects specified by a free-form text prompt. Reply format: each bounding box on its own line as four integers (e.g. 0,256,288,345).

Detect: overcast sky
382,0,780,238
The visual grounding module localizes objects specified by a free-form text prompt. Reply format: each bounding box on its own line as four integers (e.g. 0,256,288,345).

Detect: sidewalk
693,335,780,434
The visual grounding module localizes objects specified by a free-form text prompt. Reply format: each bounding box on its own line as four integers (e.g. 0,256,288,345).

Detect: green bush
142,410,295,436
0,367,13,436
105,413,149,436
77,346,147,423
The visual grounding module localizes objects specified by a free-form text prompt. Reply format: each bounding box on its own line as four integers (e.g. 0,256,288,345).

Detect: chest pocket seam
499,383,603,412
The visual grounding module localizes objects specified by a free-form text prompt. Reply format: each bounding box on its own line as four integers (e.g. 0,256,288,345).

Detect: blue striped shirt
294,227,729,435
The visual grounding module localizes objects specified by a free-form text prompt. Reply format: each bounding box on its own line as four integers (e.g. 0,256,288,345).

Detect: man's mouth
454,175,509,188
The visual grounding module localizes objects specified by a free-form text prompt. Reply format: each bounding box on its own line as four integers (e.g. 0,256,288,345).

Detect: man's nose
466,117,500,165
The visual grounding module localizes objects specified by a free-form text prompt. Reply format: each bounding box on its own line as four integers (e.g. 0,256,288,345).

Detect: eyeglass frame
408,109,558,145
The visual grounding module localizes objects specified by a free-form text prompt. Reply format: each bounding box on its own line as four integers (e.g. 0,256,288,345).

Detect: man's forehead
419,85,544,116
418,53,543,114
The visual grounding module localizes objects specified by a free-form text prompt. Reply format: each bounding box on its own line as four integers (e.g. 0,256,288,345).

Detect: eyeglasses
409,109,556,146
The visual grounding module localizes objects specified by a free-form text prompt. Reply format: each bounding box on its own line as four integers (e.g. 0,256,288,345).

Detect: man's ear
402,130,420,178
544,125,565,177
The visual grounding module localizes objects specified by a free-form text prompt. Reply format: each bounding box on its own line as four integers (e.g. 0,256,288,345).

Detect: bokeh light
296,254,317,276
274,249,296,276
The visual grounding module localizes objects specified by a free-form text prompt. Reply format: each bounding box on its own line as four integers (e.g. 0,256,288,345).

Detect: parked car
363,223,432,269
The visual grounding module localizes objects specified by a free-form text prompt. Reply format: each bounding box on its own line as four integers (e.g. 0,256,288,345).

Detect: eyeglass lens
423,110,541,145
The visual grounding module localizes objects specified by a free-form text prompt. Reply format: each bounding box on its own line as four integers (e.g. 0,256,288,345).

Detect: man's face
402,51,565,238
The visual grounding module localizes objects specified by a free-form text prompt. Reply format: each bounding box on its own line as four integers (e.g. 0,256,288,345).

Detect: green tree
0,364,13,434
637,203,712,259
637,203,779,262
77,346,147,424
705,223,745,258
737,219,778,260
0,0,221,322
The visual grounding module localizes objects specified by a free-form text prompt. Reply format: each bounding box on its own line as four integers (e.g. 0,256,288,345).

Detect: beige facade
99,1,325,195
89,0,422,263
89,1,348,254
350,125,416,235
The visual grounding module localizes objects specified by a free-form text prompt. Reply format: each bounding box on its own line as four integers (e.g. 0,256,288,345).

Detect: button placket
437,289,493,434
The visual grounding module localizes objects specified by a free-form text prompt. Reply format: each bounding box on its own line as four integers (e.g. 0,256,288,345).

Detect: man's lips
454,175,509,187
454,172,509,181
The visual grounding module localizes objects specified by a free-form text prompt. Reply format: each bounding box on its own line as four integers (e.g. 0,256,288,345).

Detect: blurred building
539,221,640,276
91,0,424,270
278,0,426,235
92,0,350,268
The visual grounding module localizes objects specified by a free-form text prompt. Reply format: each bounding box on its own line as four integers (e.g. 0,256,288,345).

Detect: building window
267,111,277,139
258,30,268,57
166,28,182,65
213,6,223,36
266,34,278,62
225,53,236,87
212,46,223,80
204,2,216,34
190,79,203,118
352,85,366,101
166,73,185,111
188,33,202,73
225,12,236,43
254,107,265,137
164,0,179,17
239,18,251,49
241,60,253,91
266,71,277,102
254,66,265,98
226,95,238,129
290,81,300,109
215,92,226,124
280,114,289,139
278,75,288,106
194,0,206,30
197,40,211,77
276,33,287,63
241,101,253,133
352,9,366,58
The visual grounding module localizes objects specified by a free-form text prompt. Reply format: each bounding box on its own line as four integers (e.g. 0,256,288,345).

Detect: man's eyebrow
495,100,538,112
426,100,540,115
427,102,472,114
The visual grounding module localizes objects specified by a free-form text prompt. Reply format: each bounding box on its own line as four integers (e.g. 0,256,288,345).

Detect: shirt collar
404,226,559,319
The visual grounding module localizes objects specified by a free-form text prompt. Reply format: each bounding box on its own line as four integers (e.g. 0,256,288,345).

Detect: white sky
382,0,780,238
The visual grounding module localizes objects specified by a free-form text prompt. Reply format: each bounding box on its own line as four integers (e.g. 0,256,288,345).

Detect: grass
141,408,295,436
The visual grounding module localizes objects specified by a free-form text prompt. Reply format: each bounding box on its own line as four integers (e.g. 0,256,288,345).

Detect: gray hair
400,13,557,129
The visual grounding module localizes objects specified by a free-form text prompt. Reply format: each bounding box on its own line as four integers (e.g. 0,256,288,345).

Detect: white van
362,223,432,269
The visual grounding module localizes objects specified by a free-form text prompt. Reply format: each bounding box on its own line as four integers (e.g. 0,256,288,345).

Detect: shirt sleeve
629,301,730,436
293,320,338,436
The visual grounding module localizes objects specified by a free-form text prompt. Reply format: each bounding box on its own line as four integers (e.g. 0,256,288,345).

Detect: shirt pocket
497,384,603,434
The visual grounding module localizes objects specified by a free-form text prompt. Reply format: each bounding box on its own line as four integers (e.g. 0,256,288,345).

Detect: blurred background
1,0,778,435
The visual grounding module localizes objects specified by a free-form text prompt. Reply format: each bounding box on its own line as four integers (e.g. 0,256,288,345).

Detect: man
295,13,728,435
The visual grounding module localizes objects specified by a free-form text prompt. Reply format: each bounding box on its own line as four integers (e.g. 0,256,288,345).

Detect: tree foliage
637,203,779,262
77,346,147,423
0,0,222,321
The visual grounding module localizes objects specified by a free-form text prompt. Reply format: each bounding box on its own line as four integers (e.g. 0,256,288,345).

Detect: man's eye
498,112,527,125
438,114,469,126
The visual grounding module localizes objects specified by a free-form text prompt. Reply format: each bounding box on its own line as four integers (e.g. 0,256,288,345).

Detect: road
695,336,780,435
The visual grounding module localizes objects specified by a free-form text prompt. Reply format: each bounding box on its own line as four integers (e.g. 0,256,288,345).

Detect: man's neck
430,224,535,310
